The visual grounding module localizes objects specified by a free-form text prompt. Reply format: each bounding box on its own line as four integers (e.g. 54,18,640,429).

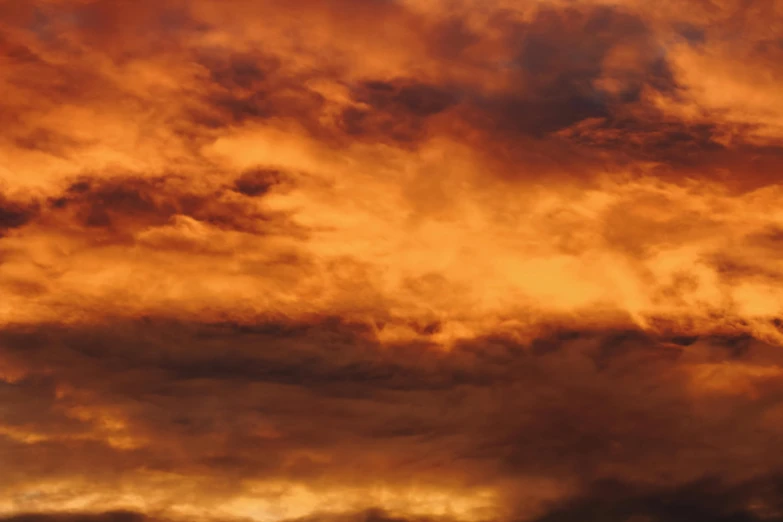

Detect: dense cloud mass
1,0,783,520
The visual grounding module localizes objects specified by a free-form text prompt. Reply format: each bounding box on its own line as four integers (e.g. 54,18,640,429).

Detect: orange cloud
2,0,783,520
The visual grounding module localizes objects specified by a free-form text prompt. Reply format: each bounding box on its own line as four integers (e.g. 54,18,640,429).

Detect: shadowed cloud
531,476,783,522
0,514,149,522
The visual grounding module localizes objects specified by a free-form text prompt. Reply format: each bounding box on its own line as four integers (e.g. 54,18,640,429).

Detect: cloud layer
2,0,783,520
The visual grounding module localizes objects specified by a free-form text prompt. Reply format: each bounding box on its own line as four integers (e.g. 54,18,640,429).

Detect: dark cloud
0,513,149,522
416,3,781,183
189,51,327,131
472,6,677,138
531,476,783,522
40,174,300,239
675,23,707,45
233,168,285,197
30,0,204,59
337,80,458,144
320,4,682,152
200,53,276,92
353,81,458,118
283,509,467,522
0,194,39,235
0,508,481,522
11,128,87,157
558,117,724,159
3,319,783,494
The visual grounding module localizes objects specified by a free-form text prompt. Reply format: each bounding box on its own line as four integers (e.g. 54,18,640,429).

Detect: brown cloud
528,475,783,522
0,513,151,522
3,318,783,517
43,174,298,238
0,195,39,236
0,510,473,522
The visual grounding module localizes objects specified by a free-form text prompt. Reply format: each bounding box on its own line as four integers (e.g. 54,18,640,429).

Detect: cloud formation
1,0,783,520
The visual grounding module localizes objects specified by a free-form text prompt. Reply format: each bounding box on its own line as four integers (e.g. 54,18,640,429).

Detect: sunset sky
2,0,783,520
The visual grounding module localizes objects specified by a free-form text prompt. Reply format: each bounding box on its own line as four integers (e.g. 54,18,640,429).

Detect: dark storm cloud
3,318,783,494
404,4,781,183
323,4,680,152
530,475,783,522
473,5,676,138
182,3,689,152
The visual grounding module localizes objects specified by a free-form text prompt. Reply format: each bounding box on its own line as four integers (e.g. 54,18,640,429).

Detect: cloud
338,80,458,144
529,475,783,522
3,319,783,517
0,511,473,522
43,174,294,237
0,513,150,522
0,195,38,236
2,0,783,520
283,509,474,522
473,5,674,136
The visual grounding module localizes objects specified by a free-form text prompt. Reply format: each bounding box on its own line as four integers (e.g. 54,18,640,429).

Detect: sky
1,0,783,520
